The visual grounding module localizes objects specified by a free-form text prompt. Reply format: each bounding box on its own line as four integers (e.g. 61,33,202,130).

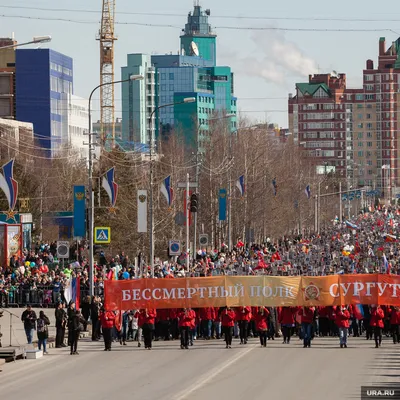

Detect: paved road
1,336,399,400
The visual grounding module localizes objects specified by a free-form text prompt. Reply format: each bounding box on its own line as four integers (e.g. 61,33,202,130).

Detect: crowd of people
20,302,400,353
7,205,400,354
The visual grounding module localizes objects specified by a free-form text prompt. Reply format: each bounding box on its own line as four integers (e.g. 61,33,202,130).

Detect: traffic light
190,193,199,213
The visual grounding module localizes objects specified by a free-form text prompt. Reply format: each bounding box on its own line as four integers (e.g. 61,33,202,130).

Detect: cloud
237,31,319,85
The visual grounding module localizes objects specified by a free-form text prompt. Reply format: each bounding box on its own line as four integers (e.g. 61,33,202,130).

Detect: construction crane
97,0,117,148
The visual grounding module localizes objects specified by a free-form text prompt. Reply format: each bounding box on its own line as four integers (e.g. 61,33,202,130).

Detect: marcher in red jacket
235,306,252,344
178,308,196,349
156,309,171,341
221,307,236,348
138,309,157,350
370,306,385,348
389,306,400,344
299,307,315,348
317,306,330,337
200,307,215,340
254,307,270,347
100,309,116,351
335,306,351,348
278,307,298,344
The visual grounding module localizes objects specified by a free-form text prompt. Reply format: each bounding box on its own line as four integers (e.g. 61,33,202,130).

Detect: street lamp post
87,74,143,297
0,36,52,50
149,97,196,278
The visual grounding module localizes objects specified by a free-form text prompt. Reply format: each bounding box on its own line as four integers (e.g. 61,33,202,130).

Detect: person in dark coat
55,302,67,348
21,305,37,344
81,295,91,331
68,306,85,355
37,310,50,354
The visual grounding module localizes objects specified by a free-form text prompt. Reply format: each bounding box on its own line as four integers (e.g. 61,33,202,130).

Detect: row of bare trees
0,120,348,259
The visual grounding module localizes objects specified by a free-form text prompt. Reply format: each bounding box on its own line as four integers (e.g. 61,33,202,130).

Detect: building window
367,132,372,138
161,73,166,80
357,114,363,119
161,84,166,91
358,123,363,128
356,94,364,101
358,151,363,157
365,84,374,90
365,75,374,81
366,114,371,119
366,94,374,100
367,142,372,147
169,84,174,90
169,73,174,80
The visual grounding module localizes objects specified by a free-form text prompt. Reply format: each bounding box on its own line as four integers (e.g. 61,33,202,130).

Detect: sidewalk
0,307,57,347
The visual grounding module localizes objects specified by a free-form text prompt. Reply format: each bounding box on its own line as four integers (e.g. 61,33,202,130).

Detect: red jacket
254,307,270,331
100,311,116,329
157,309,170,322
299,307,315,324
235,306,252,322
199,307,215,321
137,309,157,325
335,309,351,328
178,309,196,328
134,311,145,327
389,308,400,325
370,307,385,328
318,306,330,318
221,309,236,327
278,307,298,325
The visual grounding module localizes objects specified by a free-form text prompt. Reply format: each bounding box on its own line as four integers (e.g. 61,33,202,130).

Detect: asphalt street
1,335,399,400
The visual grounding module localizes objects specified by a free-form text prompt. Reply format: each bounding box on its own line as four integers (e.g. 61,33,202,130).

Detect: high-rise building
15,49,88,158
121,3,237,150
121,54,156,144
289,37,400,197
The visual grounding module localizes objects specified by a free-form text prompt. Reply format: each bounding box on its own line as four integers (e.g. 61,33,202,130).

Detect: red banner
104,274,400,310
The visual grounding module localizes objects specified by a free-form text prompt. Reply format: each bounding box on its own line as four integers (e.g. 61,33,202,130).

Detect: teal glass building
121,3,237,150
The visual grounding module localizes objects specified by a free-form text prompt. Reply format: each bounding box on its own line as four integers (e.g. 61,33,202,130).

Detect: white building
66,94,89,160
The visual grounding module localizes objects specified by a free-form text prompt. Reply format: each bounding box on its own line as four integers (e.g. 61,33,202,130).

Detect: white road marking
173,344,256,400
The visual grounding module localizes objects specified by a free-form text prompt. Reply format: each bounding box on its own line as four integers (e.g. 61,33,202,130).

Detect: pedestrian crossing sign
94,227,111,244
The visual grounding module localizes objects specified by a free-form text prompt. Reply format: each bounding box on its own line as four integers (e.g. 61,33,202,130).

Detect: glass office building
121,3,237,149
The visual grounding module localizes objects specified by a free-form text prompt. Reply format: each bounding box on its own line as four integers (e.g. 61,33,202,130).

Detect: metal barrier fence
0,286,102,308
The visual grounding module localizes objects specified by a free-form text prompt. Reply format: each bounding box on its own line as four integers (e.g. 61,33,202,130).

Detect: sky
1,0,400,127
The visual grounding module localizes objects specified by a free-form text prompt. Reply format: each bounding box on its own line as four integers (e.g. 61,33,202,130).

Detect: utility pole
186,172,190,271
339,181,343,223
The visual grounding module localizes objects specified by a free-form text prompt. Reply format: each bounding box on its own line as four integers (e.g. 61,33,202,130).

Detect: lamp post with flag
87,74,144,297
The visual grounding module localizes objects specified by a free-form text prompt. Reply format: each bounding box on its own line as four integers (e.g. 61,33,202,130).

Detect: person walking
69,309,85,355
178,308,196,349
236,306,252,344
55,302,67,348
36,311,50,354
139,308,156,350
21,305,37,344
278,306,297,344
221,306,235,349
299,306,315,348
254,307,270,347
134,309,145,347
370,305,385,348
335,305,351,348
389,306,400,344
100,307,116,351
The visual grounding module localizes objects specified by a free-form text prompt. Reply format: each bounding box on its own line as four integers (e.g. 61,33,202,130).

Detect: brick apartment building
289,37,400,197
0,38,16,119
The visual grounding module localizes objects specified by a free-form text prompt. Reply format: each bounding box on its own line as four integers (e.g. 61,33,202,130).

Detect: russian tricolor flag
102,167,118,208
236,175,245,197
160,175,173,207
0,159,18,210
345,221,359,230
